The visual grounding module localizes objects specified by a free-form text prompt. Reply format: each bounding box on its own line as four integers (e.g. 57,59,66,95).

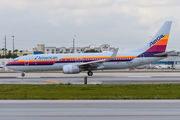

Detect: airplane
6,21,172,77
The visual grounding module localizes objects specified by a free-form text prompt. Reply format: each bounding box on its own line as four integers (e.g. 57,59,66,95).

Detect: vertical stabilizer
133,21,172,57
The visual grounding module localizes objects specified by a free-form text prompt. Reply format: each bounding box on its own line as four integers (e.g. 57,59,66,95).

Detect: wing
77,48,119,70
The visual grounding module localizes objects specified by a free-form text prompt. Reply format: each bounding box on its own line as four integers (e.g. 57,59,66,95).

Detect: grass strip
0,84,180,99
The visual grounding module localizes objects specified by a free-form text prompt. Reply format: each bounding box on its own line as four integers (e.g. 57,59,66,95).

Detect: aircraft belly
8,63,64,71
103,62,129,69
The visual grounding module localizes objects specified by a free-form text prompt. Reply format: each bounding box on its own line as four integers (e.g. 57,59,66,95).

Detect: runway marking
0,114,180,117
45,80,66,84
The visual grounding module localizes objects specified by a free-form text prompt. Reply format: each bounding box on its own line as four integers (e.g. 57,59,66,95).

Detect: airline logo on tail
150,34,165,47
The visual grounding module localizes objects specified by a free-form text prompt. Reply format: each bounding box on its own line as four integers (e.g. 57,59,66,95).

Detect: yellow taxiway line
45,80,66,84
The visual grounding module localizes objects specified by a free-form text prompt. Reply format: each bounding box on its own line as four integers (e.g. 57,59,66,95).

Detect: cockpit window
13,58,19,62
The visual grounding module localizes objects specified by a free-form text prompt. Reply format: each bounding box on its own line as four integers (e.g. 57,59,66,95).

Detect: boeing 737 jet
6,21,172,77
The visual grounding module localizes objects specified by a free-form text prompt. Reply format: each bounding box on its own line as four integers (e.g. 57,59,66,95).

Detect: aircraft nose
6,62,13,69
6,62,10,66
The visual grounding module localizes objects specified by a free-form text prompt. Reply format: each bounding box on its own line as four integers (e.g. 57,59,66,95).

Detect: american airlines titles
150,34,165,47
35,56,58,60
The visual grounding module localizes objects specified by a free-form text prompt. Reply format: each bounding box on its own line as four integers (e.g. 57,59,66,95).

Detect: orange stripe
154,39,168,46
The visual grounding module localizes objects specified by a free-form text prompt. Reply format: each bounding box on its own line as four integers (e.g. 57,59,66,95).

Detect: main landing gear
87,71,93,76
21,72,25,77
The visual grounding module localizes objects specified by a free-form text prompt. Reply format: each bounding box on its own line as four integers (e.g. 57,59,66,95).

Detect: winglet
105,48,119,61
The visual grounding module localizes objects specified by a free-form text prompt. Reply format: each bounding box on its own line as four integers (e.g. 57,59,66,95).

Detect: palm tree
8,50,11,55
14,49,18,56
20,50,23,56
14,49,18,54
2,48,4,55
12,49,19,58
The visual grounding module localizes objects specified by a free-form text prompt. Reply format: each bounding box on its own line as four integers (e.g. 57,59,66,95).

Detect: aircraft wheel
87,71,93,76
21,73,25,77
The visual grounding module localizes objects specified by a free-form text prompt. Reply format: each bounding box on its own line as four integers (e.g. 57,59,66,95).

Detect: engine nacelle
63,65,80,74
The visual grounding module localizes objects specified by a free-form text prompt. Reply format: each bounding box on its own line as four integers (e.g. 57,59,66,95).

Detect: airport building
32,44,115,54
0,44,115,57
150,52,180,69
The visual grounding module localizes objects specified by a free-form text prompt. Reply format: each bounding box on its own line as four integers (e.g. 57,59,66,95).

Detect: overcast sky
0,0,180,52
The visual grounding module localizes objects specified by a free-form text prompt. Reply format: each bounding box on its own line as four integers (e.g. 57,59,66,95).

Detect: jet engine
63,65,80,74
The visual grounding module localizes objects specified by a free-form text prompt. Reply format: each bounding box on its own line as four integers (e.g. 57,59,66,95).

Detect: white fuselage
6,52,164,72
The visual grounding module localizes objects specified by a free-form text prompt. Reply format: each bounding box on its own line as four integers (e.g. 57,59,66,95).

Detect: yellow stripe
162,34,169,40
18,60,25,62
61,56,110,59
116,56,137,58
18,60,33,62
61,56,137,59
45,80,66,84
17,55,138,62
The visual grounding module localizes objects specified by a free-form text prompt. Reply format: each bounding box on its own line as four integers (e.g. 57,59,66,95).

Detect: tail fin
133,21,172,57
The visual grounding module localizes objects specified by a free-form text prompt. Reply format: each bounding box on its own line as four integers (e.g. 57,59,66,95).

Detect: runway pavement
0,100,180,120
0,72,180,84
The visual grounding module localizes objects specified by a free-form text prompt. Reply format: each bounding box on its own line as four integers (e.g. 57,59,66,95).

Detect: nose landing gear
87,71,93,76
21,72,25,77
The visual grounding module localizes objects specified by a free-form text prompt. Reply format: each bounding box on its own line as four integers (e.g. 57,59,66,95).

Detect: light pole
12,36,14,58
4,35,6,56
73,35,76,53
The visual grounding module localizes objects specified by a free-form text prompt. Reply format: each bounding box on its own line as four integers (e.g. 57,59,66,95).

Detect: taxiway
0,72,180,84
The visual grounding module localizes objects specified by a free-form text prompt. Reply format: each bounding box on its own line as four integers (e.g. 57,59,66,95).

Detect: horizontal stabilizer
153,51,175,57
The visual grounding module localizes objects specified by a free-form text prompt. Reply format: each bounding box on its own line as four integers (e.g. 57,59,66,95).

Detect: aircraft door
140,54,144,60
75,58,78,63
80,58,83,63
24,58,29,66
139,54,145,66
